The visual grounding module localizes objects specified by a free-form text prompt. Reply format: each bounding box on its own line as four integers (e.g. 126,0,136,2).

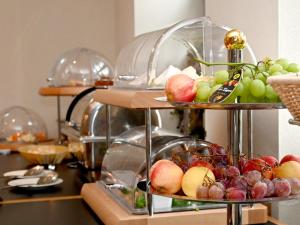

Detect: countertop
0,152,104,225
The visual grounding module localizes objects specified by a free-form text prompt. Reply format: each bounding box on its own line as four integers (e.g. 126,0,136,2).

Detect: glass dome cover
113,17,256,89
0,106,48,143
48,48,114,87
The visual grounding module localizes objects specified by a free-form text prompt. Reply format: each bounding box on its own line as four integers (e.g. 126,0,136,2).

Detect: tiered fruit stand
90,88,290,225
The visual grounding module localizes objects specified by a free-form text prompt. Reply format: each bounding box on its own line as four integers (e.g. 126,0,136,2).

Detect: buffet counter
0,152,285,225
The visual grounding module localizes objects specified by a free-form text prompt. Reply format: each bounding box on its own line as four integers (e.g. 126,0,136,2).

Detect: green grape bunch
194,57,300,103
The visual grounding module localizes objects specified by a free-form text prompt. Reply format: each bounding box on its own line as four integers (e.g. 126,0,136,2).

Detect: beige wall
0,0,205,139
0,0,117,138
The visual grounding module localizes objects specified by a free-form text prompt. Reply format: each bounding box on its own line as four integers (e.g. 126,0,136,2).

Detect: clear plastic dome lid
113,17,256,89
0,106,48,143
102,126,180,188
48,48,114,87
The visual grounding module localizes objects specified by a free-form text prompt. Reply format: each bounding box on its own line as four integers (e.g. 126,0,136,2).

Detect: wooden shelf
92,89,173,109
39,87,91,96
81,183,269,225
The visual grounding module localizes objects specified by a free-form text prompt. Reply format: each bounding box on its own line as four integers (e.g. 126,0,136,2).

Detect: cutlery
0,171,59,189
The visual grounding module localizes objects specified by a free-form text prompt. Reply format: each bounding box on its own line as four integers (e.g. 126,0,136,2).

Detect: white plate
154,96,167,102
7,177,63,188
3,170,53,179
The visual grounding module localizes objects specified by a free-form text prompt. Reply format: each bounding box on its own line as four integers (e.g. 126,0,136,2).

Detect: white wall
278,0,300,158
134,0,204,36
277,1,300,223
0,0,117,138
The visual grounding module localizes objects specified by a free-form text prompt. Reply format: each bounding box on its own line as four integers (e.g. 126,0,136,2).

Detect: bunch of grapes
196,164,300,201
194,57,300,103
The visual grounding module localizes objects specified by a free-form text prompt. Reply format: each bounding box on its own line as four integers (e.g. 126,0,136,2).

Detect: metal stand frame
227,110,242,225
56,96,62,143
145,108,153,216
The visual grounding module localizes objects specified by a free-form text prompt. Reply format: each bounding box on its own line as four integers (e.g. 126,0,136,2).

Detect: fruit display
165,57,300,104
149,147,300,202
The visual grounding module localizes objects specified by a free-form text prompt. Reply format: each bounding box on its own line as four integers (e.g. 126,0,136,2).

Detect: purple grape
273,178,291,197
196,185,209,199
213,166,227,180
251,181,267,199
244,170,262,186
218,179,230,189
287,178,300,195
226,166,240,178
228,176,248,191
208,184,224,199
262,178,275,197
215,182,225,191
226,187,246,201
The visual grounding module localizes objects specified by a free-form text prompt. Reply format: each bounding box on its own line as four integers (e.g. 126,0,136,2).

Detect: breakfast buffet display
32,15,300,225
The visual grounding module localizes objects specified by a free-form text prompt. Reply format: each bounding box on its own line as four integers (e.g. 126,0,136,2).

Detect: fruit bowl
147,139,300,204
18,145,68,165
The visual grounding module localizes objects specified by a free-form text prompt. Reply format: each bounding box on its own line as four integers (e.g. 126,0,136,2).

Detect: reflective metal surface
170,102,285,110
63,90,162,170
148,190,300,204
227,40,243,225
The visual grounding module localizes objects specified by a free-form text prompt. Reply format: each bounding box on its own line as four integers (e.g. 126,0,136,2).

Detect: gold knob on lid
224,29,246,50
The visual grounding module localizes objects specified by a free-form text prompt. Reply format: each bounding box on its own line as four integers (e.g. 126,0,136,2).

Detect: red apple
260,155,278,168
189,160,214,171
242,158,273,179
165,74,197,102
150,159,184,194
280,154,300,165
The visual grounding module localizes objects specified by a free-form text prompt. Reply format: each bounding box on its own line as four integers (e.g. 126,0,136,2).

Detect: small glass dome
47,48,114,87
0,106,48,143
113,17,256,89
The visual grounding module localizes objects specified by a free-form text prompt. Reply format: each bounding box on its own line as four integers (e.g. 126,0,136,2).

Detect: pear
274,161,300,179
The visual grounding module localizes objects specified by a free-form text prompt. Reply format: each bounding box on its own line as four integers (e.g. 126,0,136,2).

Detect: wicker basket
268,73,300,120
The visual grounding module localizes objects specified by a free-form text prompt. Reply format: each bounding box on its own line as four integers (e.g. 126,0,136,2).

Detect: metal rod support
145,108,153,216
183,109,190,136
234,204,242,225
57,96,62,143
105,105,112,149
227,110,243,225
247,110,253,159
227,204,233,225
228,110,242,166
